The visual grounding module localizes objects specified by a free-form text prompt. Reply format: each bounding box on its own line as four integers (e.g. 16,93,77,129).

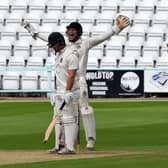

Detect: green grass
0,101,168,167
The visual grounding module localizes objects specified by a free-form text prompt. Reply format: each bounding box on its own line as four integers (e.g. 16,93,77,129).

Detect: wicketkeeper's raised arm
88,15,130,48
116,15,130,32
23,22,48,42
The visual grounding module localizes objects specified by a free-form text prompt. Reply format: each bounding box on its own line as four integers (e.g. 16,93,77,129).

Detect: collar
58,46,66,56
74,38,82,45
68,38,82,46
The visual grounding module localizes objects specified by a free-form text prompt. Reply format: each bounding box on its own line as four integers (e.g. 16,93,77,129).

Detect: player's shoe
48,144,65,154
86,137,95,150
57,148,76,155
48,148,59,154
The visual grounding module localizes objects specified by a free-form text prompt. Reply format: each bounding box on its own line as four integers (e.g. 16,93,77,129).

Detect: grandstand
0,0,168,97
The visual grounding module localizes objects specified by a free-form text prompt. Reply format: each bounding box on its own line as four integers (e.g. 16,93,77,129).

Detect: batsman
24,15,130,151
47,32,80,154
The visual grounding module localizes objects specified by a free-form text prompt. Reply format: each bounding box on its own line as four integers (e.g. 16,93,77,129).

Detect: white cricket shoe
57,148,76,155
48,148,59,154
48,144,65,154
86,138,95,150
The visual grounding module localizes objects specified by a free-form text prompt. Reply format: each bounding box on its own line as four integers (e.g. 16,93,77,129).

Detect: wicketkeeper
24,15,130,150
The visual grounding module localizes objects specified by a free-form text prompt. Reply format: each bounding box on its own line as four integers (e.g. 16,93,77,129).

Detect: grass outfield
0,100,168,167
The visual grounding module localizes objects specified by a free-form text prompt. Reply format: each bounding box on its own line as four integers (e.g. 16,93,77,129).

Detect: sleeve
88,25,121,49
67,53,79,70
37,33,49,42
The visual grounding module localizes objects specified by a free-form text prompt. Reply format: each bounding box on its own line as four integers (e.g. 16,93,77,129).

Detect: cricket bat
43,101,66,143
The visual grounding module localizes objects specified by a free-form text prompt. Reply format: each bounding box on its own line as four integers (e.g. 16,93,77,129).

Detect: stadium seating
8,55,25,66
105,36,124,58
100,55,118,68
0,39,12,58
88,47,103,68
156,56,168,67
0,55,8,66
137,56,155,67
31,39,48,58
124,45,141,58
12,39,31,60
21,71,39,90
119,56,136,67
27,56,44,67
100,0,119,11
39,70,55,90
101,45,122,68
2,71,20,90
156,0,168,12
45,55,55,67
0,0,168,93
156,43,168,67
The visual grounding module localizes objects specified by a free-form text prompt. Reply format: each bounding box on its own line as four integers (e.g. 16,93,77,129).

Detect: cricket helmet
48,32,65,47
66,22,83,36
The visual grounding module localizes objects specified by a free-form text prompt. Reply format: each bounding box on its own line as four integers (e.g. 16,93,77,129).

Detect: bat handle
59,100,66,110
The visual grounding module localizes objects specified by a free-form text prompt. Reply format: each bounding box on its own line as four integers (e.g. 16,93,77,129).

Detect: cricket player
47,32,80,154
24,15,130,150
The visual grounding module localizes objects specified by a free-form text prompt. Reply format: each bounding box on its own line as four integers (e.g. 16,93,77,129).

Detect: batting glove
23,22,38,39
63,91,73,104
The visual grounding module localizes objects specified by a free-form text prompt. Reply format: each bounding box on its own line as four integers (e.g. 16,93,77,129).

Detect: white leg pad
53,100,65,150
54,94,79,151
81,106,96,141
54,123,64,149
63,116,77,151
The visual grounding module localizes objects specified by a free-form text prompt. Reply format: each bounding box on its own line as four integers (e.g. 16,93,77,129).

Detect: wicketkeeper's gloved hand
63,91,73,104
116,15,130,32
23,21,38,39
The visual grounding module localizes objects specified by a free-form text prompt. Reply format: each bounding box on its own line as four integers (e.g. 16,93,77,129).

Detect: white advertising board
144,69,168,92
